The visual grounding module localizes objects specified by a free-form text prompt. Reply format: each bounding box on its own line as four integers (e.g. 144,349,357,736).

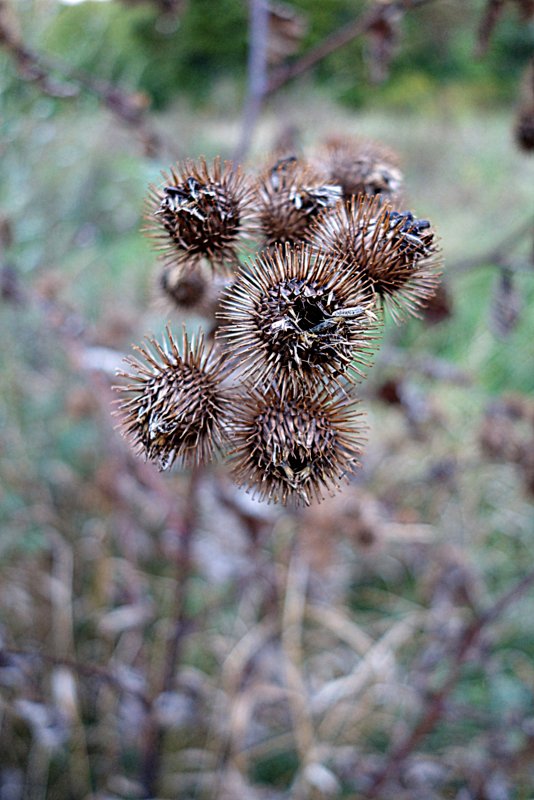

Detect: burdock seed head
145,156,256,274
313,135,404,203
255,155,343,248
156,262,229,327
309,195,442,323
228,385,367,506
115,326,230,470
515,59,534,153
218,243,381,393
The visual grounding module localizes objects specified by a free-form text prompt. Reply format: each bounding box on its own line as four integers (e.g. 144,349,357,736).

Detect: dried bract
218,243,381,392
255,155,342,248
145,157,256,273
228,385,366,506
313,136,403,202
310,196,442,322
115,327,230,469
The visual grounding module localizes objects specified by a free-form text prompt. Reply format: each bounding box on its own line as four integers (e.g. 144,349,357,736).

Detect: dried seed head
313,136,403,202
115,326,230,470
515,60,534,152
255,155,342,248
159,265,207,311
310,196,442,322
145,157,256,273
218,243,381,392
228,385,367,506
156,263,228,325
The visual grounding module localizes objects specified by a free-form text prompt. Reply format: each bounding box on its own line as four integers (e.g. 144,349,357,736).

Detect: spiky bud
313,136,403,202
115,326,230,470
228,385,367,506
218,243,381,393
145,157,256,273
255,155,342,248
309,196,442,322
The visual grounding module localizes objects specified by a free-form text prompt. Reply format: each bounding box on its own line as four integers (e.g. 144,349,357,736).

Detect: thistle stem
140,466,201,798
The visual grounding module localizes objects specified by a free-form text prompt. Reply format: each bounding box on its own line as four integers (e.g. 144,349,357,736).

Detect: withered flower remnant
310,196,442,322
515,59,534,152
145,157,257,273
228,385,367,506
218,243,381,393
115,326,230,470
255,155,343,248
313,136,404,203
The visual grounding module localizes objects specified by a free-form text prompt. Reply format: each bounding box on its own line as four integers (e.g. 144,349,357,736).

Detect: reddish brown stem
266,0,437,96
364,568,534,797
139,467,200,799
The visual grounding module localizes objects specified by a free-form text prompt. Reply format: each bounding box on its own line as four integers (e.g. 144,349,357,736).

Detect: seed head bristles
312,135,404,203
255,155,343,248
144,156,257,274
115,325,230,470
309,195,443,323
227,384,367,506
218,243,382,395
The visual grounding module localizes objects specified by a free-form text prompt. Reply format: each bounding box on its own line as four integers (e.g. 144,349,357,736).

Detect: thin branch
2,646,151,709
448,215,534,274
265,0,438,97
139,466,201,799
364,567,534,797
233,0,270,163
0,0,165,158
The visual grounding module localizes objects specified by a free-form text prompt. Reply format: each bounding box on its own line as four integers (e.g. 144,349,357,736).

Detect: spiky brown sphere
218,243,381,393
115,327,230,470
313,136,403,202
228,385,367,506
156,263,229,325
145,157,256,273
309,196,442,323
255,155,343,248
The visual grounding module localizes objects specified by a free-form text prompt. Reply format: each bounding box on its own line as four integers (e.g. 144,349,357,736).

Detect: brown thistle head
309,196,442,323
156,263,229,330
144,157,257,274
313,135,404,203
115,326,230,470
218,243,381,393
228,385,367,506
515,59,534,153
254,155,343,248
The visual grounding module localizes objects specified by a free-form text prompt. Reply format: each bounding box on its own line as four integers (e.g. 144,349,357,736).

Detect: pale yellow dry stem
306,603,374,655
315,611,424,740
48,533,92,795
280,548,315,774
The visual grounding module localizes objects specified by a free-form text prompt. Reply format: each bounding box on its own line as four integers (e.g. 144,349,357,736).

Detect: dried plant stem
233,0,270,163
266,0,438,96
364,567,534,797
2,647,150,709
0,1,164,157
140,466,201,798
449,214,534,274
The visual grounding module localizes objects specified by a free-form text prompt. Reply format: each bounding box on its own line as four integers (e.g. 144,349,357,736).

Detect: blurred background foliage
1,1,534,798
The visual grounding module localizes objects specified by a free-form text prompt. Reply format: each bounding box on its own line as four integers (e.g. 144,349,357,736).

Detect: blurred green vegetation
3,0,533,112
1,2,534,797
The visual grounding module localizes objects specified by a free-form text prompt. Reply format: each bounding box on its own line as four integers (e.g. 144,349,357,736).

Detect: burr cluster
116,137,443,505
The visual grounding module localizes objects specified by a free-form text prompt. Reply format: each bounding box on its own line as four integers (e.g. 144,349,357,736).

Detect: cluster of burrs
116,138,443,506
